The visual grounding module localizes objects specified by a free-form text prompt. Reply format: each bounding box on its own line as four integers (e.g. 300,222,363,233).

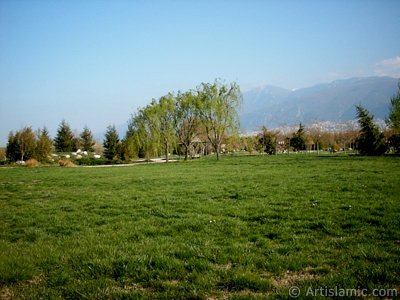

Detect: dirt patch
272,266,321,288
0,288,14,300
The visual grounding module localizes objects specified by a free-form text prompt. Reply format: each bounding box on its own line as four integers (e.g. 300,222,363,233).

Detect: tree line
4,79,242,163
5,122,97,163
3,80,400,164
121,79,241,161
248,84,400,156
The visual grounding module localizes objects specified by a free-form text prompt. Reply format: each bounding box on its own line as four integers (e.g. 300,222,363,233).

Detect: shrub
75,157,108,166
25,159,40,167
59,160,75,167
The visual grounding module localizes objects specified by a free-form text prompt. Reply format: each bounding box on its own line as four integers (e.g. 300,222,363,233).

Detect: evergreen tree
103,125,120,160
386,82,400,153
54,120,75,152
80,126,95,152
290,123,306,151
356,105,387,155
386,82,400,131
36,127,53,162
6,131,19,162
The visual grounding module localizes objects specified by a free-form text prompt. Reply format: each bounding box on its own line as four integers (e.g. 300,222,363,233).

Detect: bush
59,160,75,167
25,159,40,167
75,157,108,166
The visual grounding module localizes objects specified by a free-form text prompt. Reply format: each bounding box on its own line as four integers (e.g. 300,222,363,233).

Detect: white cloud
374,56,400,78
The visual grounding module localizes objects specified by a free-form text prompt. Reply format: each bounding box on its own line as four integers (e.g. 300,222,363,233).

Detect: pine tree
6,131,19,162
290,123,306,151
80,126,95,152
103,125,120,160
356,105,387,155
54,120,75,152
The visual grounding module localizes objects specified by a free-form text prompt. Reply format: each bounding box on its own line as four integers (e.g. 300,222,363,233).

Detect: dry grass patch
0,288,14,300
59,160,75,167
25,159,40,167
272,266,323,288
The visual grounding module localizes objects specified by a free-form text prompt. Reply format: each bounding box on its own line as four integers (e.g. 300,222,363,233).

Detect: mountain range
240,76,399,130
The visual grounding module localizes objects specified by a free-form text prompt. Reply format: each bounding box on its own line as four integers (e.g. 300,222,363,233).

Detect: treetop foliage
124,79,242,160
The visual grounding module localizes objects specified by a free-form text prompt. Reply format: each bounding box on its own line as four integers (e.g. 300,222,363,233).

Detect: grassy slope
0,155,399,299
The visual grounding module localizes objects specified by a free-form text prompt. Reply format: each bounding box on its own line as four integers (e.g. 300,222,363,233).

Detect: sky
1,0,400,146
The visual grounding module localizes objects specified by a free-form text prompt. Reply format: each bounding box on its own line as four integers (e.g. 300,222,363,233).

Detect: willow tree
197,80,242,160
156,94,176,162
174,90,200,160
127,103,160,161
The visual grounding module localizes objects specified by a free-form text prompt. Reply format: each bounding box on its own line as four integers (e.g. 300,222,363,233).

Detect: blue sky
1,0,399,146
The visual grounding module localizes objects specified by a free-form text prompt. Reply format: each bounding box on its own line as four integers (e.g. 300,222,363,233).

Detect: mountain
240,76,399,130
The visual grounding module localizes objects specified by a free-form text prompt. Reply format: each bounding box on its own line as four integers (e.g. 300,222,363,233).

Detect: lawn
0,155,399,299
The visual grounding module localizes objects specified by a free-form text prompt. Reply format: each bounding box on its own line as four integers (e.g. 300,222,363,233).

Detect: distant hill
240,76,399,130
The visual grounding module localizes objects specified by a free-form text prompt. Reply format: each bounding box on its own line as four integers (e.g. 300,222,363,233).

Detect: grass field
0,155,399,299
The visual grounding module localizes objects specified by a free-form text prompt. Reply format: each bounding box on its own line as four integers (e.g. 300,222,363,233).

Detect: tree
18,127,36,161
386,82,400,153
54,120,75,152
6,127,36,161
6,131,19,162
290,123,306,151
80,126,95,152
103,125,120,160
386,81,400,131
174,90,199,160
157,94,176,162
36,127,53,162
126,105,158,160
197,79,242,160
355,105,387,155
256,126,276,154
120,135,138,161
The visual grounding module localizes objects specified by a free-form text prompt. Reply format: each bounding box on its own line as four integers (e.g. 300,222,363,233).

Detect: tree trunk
184,144,189,161
165,140,169,163
216,143,220,160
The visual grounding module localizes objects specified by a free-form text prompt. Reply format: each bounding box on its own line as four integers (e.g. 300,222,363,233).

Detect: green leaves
126,79,242,161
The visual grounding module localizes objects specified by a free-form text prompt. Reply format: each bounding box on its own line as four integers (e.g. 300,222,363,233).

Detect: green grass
0,155,399,299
